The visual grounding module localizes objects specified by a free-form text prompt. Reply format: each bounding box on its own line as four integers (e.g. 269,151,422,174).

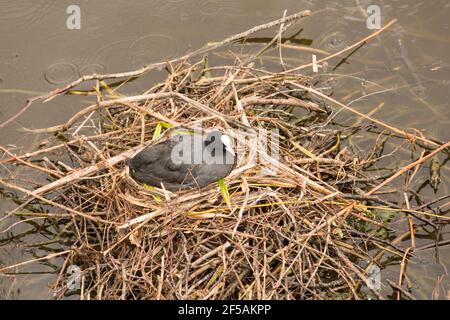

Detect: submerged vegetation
0,10,449,299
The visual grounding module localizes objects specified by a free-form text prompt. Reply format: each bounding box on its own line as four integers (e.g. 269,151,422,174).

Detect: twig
241,97,325,113
288,81,439,147
403,193,415,249
0,179,112,224
386,279,416,300
368,141,450,195
277,10,288,71
0,250,71,273
29,141,152,196
335,247,384,300
397,247,412,300
282,19,397,74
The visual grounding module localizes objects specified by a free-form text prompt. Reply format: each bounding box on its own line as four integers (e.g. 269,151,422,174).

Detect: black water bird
127,130,235,191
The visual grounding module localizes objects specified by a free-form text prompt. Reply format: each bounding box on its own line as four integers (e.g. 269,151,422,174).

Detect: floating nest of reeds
1,10,448,300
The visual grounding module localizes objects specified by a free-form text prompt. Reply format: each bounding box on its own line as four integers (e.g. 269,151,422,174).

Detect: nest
1,10,447,300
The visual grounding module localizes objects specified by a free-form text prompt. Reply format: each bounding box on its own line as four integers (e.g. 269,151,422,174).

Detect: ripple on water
156,0,193,22
129,34,178,68
180,12,189,21
0,0,56,30
0,62,24,86
197,0,240,18
79,63,106,77
44,62,78,85
91,40,134,73
320,31,348,51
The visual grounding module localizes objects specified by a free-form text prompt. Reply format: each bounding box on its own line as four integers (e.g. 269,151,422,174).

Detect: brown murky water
0,0,449,299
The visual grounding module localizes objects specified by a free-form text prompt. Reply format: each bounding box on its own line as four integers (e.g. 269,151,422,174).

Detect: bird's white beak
221,134,235,156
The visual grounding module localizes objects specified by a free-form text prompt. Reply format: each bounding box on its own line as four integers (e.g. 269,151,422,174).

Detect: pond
0,0,449,299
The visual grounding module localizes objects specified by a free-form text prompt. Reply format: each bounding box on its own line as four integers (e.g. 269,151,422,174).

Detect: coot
127,130,235,191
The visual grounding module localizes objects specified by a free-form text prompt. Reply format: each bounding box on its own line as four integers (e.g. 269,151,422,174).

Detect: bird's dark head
204,130,235,156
